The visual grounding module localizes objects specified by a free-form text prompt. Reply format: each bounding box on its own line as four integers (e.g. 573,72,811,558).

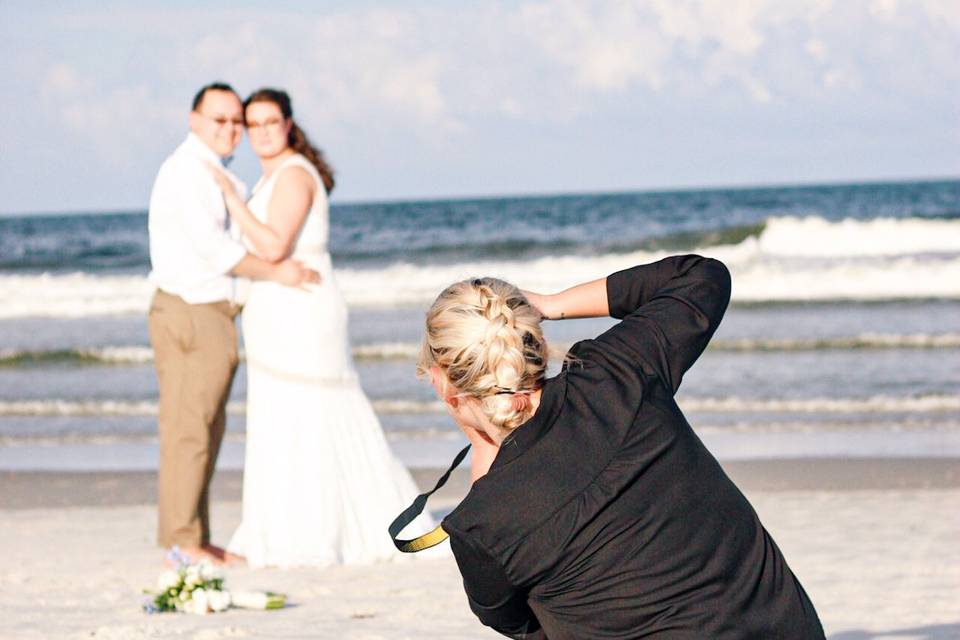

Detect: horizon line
2,174,957,218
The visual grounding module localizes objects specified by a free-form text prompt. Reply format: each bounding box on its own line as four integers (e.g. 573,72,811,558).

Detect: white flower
199,561,224,582
157,570,182,591
147,559,235,614
207,589,231,612
186,588,210,615
182,599,207,614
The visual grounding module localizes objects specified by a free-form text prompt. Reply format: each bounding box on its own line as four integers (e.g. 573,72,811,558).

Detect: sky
1,0,958,214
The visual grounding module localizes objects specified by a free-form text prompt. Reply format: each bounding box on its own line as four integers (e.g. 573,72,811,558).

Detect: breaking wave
1,216,959,318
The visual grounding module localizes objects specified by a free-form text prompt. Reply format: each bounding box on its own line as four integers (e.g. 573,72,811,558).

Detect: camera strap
388,444,471,552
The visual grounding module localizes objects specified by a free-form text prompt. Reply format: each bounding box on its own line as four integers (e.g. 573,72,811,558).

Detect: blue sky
2,0,958,214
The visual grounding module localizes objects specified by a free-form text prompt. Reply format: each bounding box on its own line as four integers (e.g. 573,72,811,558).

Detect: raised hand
521,290,552,321
205,161,238,199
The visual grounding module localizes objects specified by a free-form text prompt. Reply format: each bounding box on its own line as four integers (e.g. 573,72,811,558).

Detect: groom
147,82,318,564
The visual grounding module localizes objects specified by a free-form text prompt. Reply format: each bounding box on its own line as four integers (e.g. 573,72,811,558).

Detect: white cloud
41,64,91,97
805,38,828,61
920,0,960,29
869,0,899,21
39,0,955,138
24,1,960,132
307,9,457,129
517,1,672,91
38,62,180,156
692,0,767,55
650,0,767,54
823,68,857,89
160,9,462,135
8,0,960,208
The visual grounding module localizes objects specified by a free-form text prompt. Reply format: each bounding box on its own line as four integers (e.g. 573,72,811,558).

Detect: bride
209,88,432,568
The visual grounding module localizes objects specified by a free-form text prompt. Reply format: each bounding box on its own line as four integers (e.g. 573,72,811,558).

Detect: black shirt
442,255,825,639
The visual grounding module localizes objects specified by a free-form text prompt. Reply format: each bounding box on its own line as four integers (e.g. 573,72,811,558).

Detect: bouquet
143,547,286,615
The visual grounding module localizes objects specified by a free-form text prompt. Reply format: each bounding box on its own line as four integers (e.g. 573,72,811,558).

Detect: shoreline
3,457,958,510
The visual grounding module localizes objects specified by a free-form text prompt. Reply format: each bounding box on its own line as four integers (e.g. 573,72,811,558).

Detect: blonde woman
419,255,824,639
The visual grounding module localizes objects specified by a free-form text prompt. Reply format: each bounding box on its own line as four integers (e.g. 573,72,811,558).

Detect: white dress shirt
148,133,250,304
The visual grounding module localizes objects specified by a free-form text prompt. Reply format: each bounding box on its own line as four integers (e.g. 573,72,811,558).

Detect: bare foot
204,544,246,567
164,545,225,566
162,544,246,567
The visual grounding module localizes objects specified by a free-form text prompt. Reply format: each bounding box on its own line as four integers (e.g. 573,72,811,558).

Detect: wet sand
2,457,958,510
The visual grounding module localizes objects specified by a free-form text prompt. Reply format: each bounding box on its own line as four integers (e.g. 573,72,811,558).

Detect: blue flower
165,545,191,567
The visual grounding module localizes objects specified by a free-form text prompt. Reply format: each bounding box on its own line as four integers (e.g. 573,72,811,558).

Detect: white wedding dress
228,154,434,568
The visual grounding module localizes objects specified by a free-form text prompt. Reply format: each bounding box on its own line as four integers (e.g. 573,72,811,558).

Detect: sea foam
1,332,957,367
1,216,958,319
2,394,956,418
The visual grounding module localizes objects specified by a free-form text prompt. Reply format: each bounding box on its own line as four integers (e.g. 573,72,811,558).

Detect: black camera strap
388,444,471,552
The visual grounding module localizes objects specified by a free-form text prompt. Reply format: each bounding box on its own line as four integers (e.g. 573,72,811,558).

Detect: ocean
1,179,958,471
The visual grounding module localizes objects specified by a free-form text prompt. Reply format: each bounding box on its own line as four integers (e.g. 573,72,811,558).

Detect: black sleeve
597,254,731,394
448,532,543,639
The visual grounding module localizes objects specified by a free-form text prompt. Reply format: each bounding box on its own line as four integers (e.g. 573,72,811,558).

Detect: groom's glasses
197,112,245,128
247,118,284,133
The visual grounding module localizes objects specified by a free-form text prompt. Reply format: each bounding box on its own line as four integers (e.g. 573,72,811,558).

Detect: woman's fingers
290,260,322,285
521,290,549,320
203,161,232,194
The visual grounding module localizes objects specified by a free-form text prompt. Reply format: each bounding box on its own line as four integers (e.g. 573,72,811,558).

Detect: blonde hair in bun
417,277,547,432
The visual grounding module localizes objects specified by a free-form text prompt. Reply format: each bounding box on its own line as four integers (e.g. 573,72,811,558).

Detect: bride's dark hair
244,88,335,194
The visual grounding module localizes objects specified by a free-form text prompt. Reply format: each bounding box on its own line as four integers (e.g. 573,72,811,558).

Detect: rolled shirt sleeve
598,255,732,394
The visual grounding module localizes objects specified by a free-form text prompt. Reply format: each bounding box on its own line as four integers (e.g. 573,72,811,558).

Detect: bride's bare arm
210,165,316,262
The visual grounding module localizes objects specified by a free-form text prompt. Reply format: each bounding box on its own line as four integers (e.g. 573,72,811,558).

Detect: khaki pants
148,290,240,548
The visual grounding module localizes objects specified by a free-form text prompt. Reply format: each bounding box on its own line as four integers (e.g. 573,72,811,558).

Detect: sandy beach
1,458,958,639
